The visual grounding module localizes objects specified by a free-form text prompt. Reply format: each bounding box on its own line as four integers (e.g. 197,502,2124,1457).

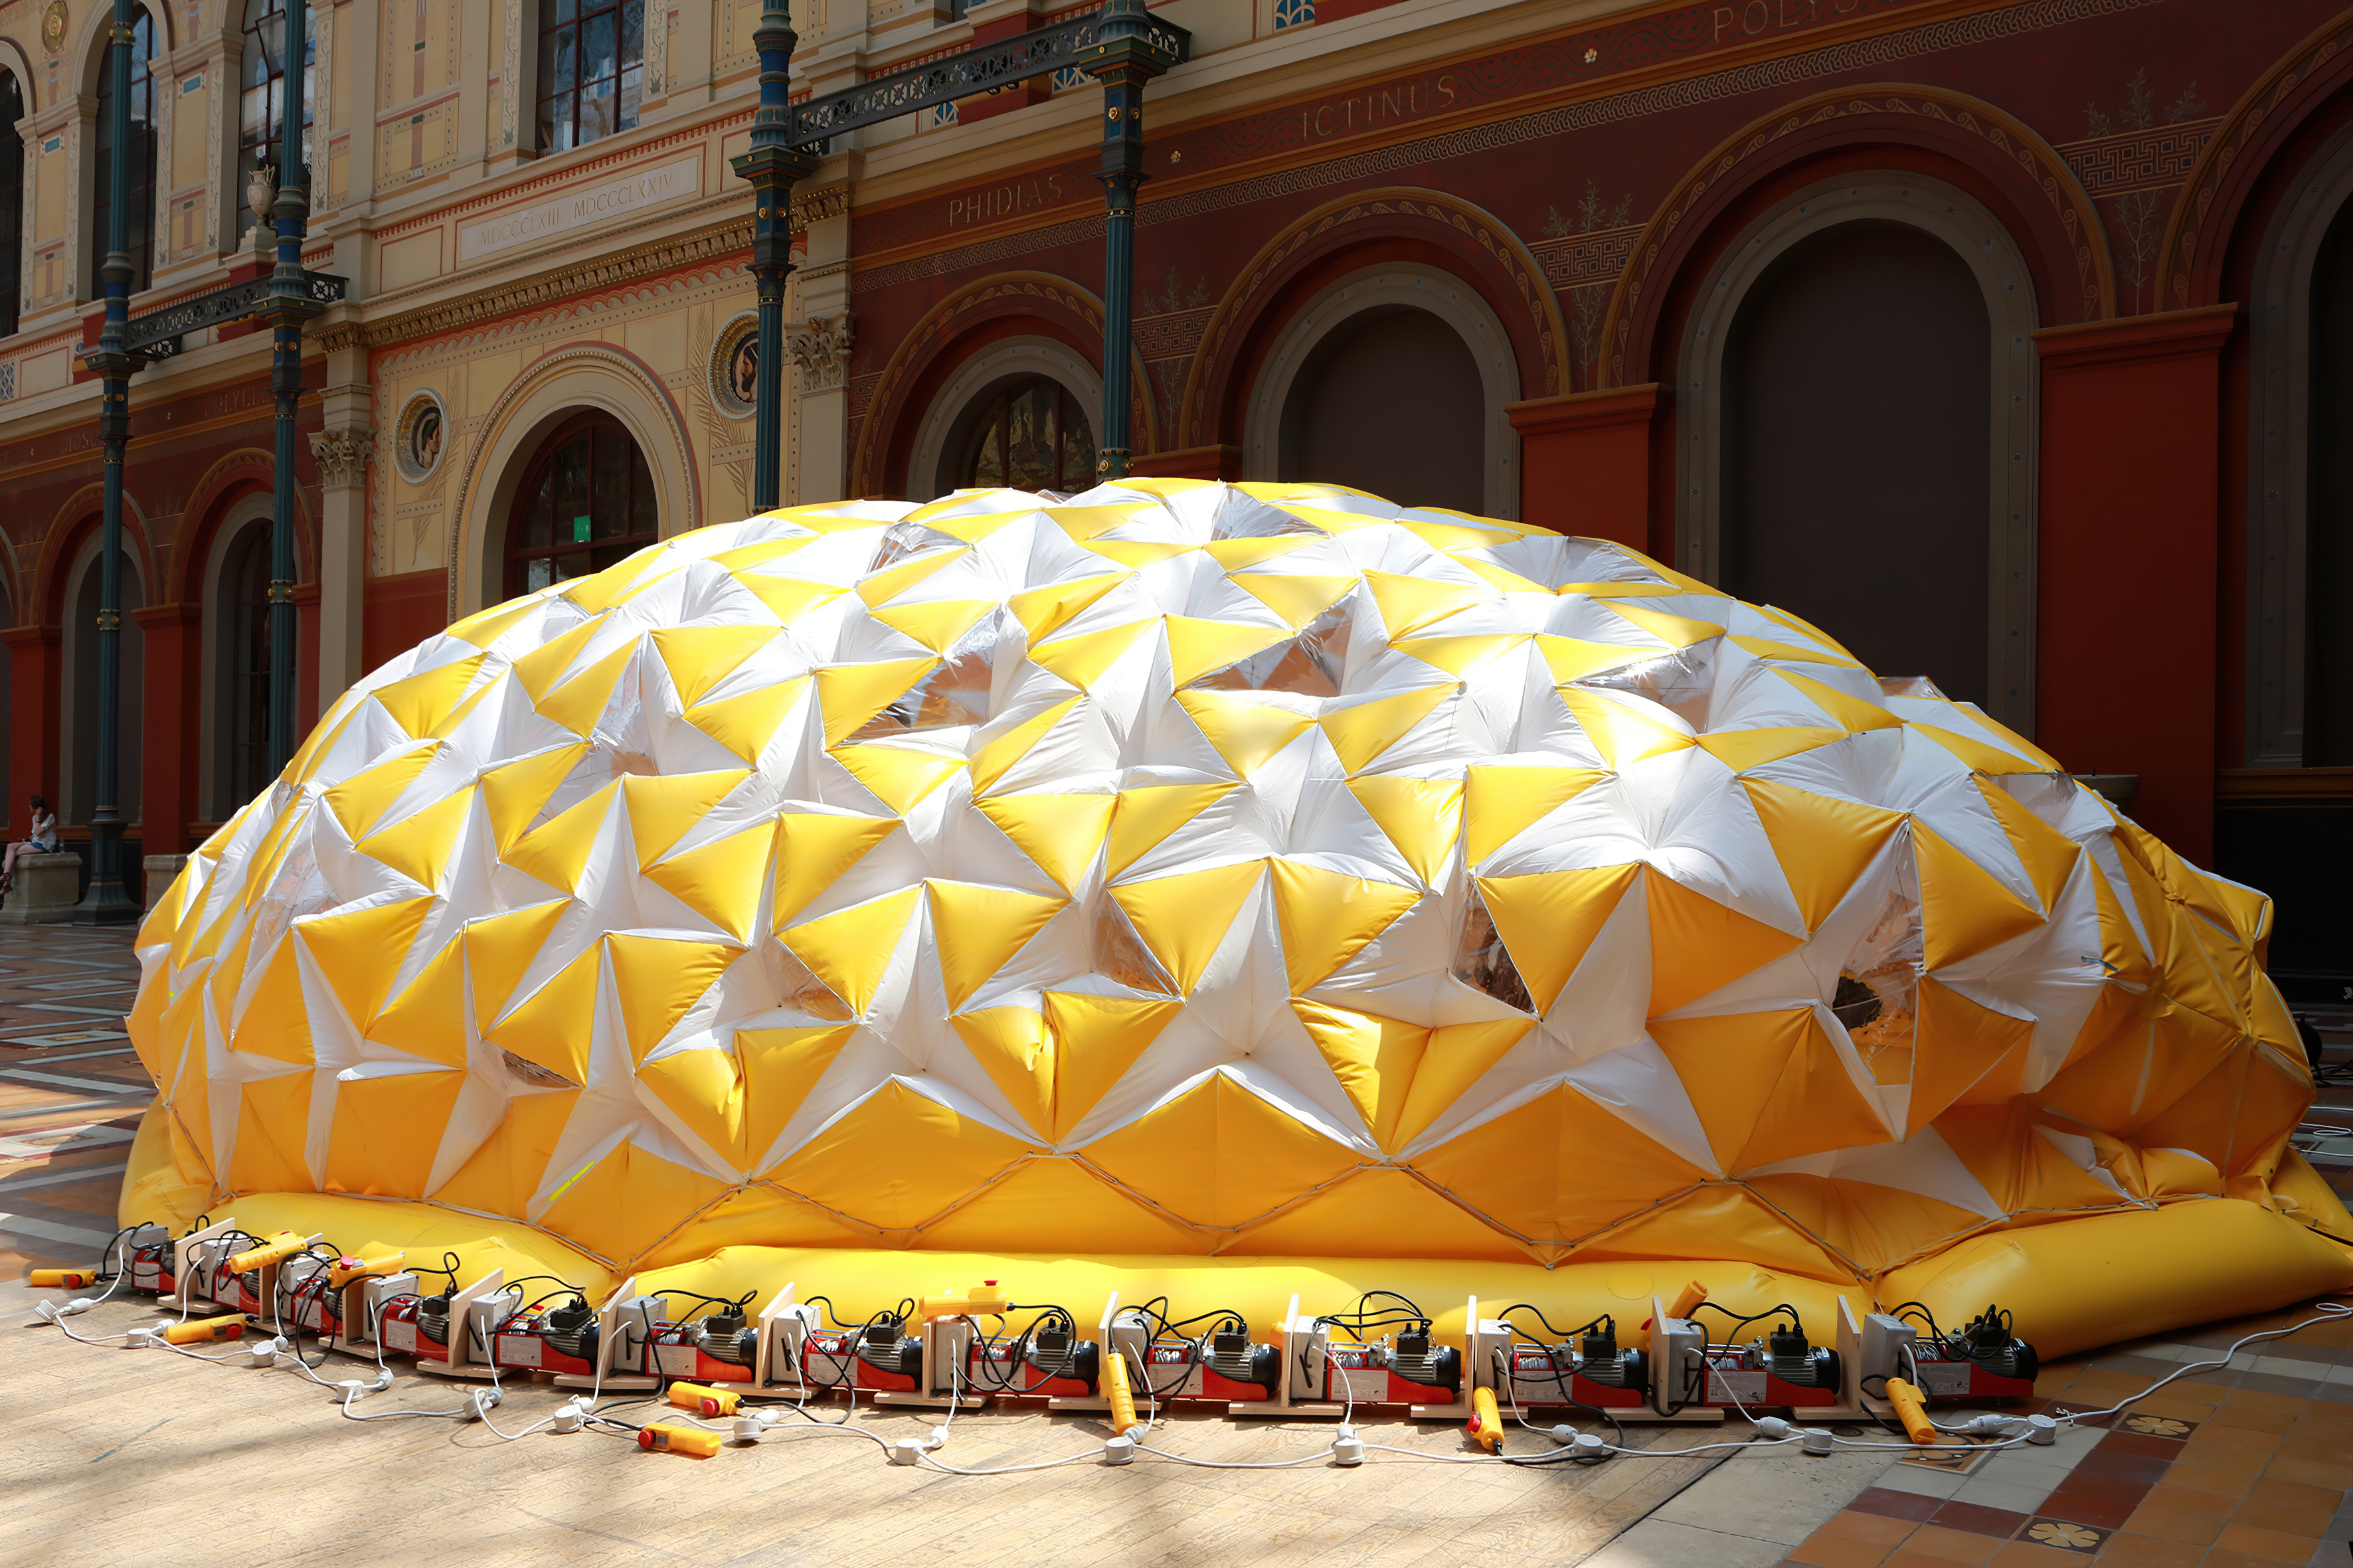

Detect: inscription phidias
460,153,704,261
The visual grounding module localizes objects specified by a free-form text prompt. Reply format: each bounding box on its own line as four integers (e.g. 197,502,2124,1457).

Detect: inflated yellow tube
1879,1199,2353,1358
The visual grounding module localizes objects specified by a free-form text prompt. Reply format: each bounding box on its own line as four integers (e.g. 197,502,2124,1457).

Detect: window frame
956,375,1096,493
535,0,645,155
503,410,661,602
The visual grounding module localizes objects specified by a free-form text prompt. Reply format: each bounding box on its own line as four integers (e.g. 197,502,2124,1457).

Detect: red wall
2030,306,2239,863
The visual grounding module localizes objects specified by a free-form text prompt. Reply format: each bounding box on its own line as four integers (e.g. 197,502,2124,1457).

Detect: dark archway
1720,222,1992,704
2306,193,2353,767
1276,307,1484,514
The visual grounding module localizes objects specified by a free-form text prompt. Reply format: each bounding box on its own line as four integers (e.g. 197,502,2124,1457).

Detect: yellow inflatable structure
123,481,2353,1355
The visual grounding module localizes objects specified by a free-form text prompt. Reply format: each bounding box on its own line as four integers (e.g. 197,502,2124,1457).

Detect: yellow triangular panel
780,886,922,1016
926,881,1069,1009
1319,684,1454,773
1476,863,1640,1012
1108,861,1264,994
975,792,1116,892
1464,764,1608,867
1347,775,1462,887
1268,859,1419,995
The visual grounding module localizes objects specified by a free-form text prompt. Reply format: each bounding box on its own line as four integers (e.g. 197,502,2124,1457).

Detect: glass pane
964,410,1002,487
551,25,576,93
1005,381,1055,490
552,433,587,533
527,557,553,592
550,0,575,24
591,429,628,539
618,63,640,132
525,470,553,549
630,444,657,535
579,78,614,143
584,11,616,84
554,551,591,582
1059,389,1096,491
620,0,644,65
535,96,557,155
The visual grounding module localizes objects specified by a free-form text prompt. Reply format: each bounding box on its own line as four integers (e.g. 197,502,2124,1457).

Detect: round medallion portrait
709,313,760,420
394,392,446,482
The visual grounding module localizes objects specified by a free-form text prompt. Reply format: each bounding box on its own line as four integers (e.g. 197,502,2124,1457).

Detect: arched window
219,523,274,806
238,0,314,245
1,70,23,338
507,413,658,598
1276,307,1484,513
956,376,1095,492
91,7,157,296
537,0,644,154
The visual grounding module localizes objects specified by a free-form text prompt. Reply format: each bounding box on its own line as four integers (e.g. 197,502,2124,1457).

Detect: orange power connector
161,1317,246,1345
1104,1345,1139,1435
1466,1385,1504,1453
30,1268,98,1289
1884,1378,1938,1446
327,1251,406,1288
226,1234,309,1274
667,1381,741,1418
638,1422,723,1458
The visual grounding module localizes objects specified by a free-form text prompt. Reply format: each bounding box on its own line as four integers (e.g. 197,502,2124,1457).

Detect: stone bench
0,851,84,924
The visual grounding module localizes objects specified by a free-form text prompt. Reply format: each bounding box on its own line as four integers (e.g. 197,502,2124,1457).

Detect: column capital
310,428,376,489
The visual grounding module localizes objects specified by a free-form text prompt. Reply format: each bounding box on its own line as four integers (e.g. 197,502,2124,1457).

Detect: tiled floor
0,923,153,1277
1778,1308,2353,1568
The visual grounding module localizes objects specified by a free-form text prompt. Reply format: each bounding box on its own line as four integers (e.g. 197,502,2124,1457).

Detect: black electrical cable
1498,1305,1613,1342
1690,1301,1806,1342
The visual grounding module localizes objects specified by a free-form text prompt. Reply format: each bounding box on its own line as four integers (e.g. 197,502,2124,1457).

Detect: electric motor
697,1307,759,1367
418,1294,451,1347
1209,1328,1280,1395
543,1297,599,1364
1767,1328,1842,1391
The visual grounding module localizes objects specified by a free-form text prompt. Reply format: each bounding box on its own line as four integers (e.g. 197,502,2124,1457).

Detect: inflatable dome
123,480,2352,1351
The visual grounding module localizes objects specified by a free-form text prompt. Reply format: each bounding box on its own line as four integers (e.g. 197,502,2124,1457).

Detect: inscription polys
852,0,1925,259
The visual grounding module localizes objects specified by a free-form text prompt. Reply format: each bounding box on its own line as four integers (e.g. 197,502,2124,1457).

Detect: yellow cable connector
327,1251,406,1288
161,1317,246,1345
1466,1385,1504,1453
1104,1344,1139,1435
226,1234,309,1274
638,1422,722,1458
667,1380,741,1417
1884,1377,1937,1445
1668,1280,1709,1322
30,1268,98,1288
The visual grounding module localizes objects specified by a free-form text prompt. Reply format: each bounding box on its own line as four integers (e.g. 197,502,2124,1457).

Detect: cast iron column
1079,0,1177,483
259,0,321,774
76,0,138,923
732,0,818,511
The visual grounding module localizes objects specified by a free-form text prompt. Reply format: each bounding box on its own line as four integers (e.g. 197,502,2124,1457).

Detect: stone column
311,321,375,712
789,172,853,503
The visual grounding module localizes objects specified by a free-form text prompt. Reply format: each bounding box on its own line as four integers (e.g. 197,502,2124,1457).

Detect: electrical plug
369,1369,394,1391
1801,1429,1834,1455
466,1387,503,1421
887,1437,925,1466
1332,1424,1365,1466
550,1399,589,1435
1102,1435,1137,1465
1959,1413,2019,1437
2023,1414,2058,1446
248,1336,292,1367
1753,1416,1794,1440
731,1410,775,1443
924,1424,951,1451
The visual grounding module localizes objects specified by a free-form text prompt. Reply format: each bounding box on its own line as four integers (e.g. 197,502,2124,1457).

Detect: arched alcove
449,344,699,616
1676,177,2041,733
